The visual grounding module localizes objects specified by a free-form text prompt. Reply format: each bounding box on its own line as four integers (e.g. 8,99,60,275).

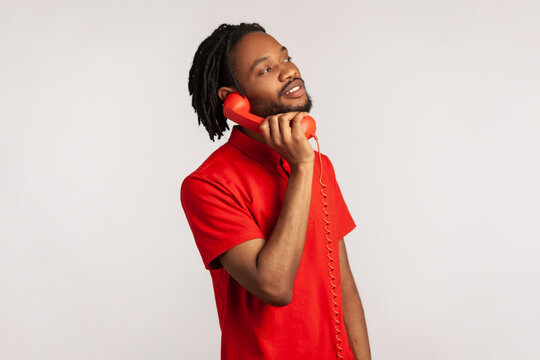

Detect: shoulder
181,143,236,191
184,140,248,178
313,149,332,164
180,141,259,199
313,150,336,175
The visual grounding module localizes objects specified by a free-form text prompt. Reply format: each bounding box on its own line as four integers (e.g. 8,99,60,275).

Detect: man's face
229,31,312,118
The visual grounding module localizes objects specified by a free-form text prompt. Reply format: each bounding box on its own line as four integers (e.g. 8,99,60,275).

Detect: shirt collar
227,125,291,175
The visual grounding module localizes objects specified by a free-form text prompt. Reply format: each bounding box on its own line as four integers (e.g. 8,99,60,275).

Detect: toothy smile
282,79,306,99
285,86,300,95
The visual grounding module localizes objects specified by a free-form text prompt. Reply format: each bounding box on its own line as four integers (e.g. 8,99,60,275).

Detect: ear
218,86,238,102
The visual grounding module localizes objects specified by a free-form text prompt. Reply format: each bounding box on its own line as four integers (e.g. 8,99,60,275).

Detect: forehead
230,32,284,73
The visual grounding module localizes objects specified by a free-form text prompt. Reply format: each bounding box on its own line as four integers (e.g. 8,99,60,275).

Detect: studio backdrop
1,0,539,359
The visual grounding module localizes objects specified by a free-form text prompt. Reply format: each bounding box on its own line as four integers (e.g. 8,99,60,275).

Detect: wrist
290,161,314,173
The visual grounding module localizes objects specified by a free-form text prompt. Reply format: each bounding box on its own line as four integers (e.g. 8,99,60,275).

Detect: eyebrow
249,46,288,73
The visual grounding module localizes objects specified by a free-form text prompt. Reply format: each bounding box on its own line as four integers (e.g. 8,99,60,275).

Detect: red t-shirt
180,125,356,359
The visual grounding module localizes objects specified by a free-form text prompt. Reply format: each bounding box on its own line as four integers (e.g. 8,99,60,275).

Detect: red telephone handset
223,92,317,139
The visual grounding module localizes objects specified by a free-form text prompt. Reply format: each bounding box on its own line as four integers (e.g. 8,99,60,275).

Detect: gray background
1,0,539,359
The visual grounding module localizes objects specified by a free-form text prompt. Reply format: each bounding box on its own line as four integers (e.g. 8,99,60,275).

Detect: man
181,23,371,359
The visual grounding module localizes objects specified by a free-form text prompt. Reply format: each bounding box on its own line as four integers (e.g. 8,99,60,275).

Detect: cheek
247,78,281,99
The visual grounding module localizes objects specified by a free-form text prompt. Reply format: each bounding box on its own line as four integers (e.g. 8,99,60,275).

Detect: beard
249,88,313,119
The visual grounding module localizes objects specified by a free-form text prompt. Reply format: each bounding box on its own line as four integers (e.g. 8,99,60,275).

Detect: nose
278,63,298,82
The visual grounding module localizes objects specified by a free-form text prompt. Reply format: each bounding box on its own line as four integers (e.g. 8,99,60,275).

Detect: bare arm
218,112,314,306
340,238,372,359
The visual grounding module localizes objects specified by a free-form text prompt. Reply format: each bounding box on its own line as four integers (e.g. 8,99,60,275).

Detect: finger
259,118,271,144
278,113,294,144
268,116,282,147
290,112,309,139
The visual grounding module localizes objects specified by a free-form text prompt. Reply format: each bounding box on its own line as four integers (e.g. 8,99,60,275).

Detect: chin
285,94,312,113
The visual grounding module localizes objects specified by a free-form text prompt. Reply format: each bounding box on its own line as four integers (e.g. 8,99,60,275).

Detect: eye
260,66,272,75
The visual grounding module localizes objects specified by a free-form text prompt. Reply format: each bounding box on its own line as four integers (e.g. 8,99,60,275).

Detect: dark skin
217,31,371,360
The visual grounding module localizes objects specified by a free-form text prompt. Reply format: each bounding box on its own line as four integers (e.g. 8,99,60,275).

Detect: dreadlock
188,23,266,141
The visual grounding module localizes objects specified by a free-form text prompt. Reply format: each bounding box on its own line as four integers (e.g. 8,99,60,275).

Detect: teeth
286,85,300,94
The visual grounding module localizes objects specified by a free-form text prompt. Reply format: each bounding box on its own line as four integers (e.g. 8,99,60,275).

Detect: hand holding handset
223,92,317,139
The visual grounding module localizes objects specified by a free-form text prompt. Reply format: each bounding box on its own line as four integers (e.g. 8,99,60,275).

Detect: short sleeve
324,155,356,241
180,175,266,270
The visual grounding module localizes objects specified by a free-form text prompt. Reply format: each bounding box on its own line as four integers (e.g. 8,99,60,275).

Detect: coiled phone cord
312,135,345,359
